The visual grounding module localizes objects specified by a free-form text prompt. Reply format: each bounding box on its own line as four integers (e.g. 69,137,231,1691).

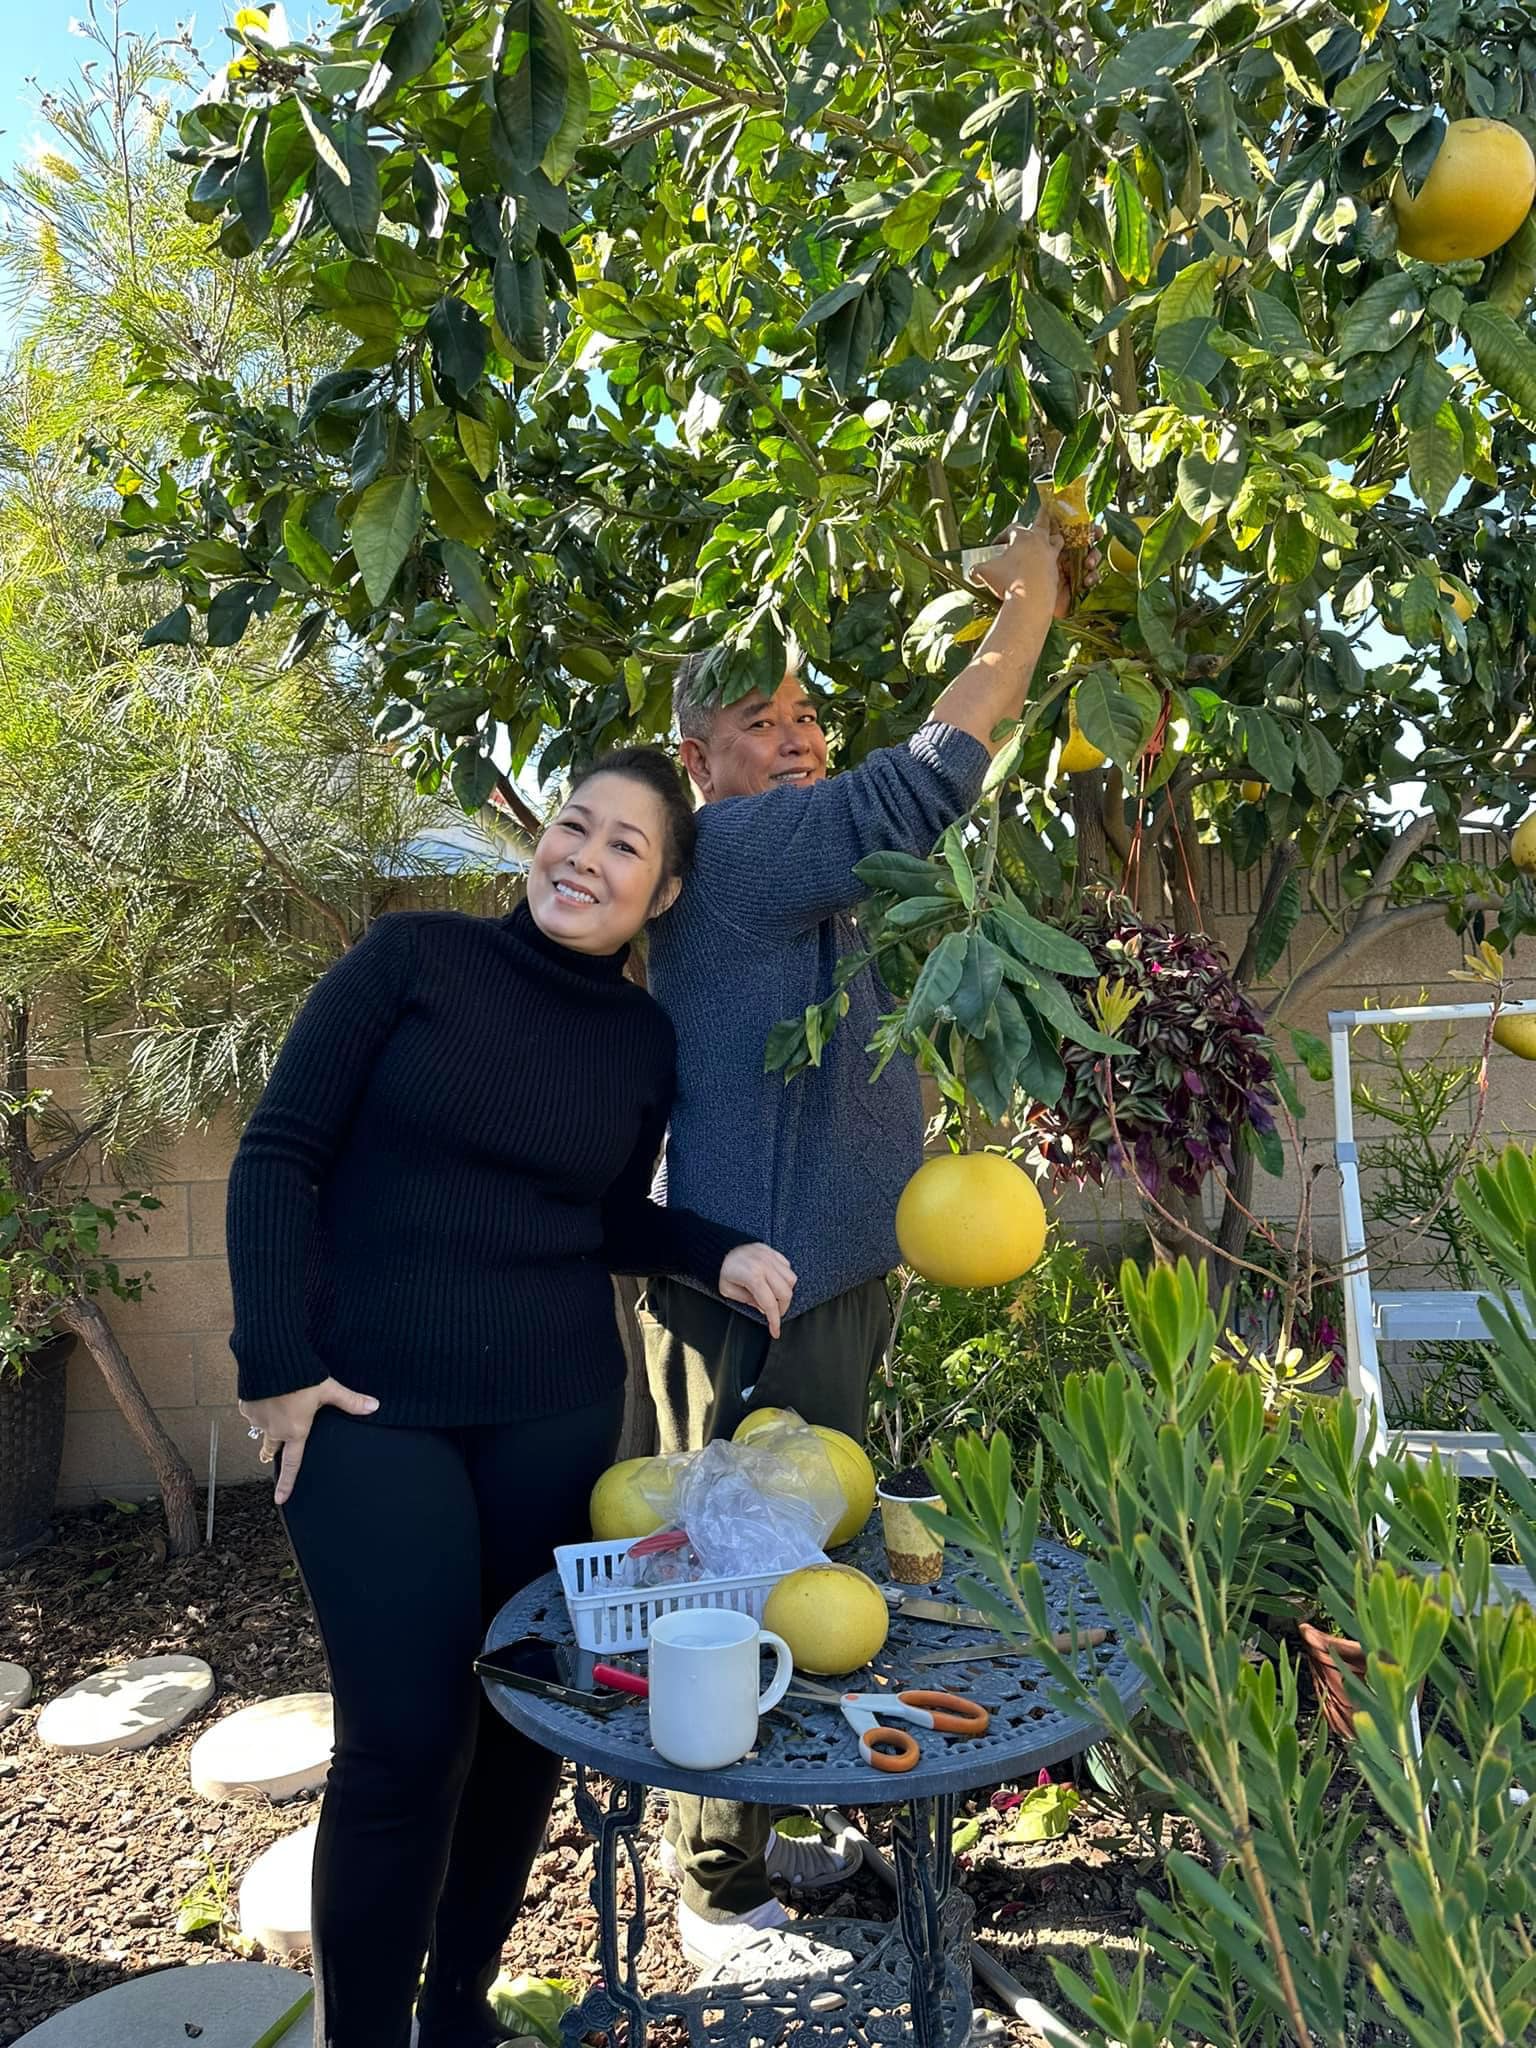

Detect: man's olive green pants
639,1274,891,1921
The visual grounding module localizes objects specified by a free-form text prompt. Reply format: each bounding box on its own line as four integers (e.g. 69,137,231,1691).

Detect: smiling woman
528,748,698,953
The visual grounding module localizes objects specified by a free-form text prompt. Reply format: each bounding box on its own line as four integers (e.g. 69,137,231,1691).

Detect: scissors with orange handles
786,1681,990,1772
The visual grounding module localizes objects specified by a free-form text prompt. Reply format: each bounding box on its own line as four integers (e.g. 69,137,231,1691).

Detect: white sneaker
675,1896,854,1979
656,1816,863,1894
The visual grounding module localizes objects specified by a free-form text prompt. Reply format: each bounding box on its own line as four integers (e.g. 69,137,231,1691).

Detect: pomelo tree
111,0,1536,1261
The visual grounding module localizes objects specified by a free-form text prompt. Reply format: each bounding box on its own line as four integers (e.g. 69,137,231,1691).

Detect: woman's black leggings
282,1393,624,2048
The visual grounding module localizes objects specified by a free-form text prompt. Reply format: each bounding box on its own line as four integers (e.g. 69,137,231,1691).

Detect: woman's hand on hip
239,1378,380,1507
719,1244,797,1338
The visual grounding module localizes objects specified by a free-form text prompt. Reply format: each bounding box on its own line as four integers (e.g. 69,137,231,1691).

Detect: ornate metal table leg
560,1768,649,2047
890,1793,958,2048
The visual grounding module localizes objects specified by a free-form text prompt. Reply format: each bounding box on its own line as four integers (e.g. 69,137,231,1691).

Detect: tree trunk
58,1294,200,1557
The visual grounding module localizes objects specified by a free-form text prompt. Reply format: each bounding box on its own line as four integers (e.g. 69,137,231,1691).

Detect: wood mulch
1,1489,1163,2045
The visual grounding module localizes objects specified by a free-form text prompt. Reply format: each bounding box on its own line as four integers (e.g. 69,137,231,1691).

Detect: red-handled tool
591,1661,649,1699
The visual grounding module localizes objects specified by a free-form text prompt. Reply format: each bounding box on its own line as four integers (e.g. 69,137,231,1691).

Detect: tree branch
1277,896,1495,1020
224,808,356,953
492,770,543,841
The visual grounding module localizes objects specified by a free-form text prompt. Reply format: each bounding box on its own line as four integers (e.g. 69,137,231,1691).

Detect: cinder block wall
58,845,1536,1502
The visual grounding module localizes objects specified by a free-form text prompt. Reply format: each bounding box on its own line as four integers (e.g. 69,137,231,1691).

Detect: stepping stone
14,1961,313,2045
191,1691,334,1804
0,1660,31,1728
36,1654,214,1755
239,1820,319,1955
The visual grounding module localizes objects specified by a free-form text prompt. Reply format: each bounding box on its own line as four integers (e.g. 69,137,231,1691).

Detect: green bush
926,1144,1536,2048
869,1237,1125,1481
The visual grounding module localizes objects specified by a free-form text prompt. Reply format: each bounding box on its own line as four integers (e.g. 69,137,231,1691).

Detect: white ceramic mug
647,1607,794,1771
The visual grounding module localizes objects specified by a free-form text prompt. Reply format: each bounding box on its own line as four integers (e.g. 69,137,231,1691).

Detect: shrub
927,1147,1536,2047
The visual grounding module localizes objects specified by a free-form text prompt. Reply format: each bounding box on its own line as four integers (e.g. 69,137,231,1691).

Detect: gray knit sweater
648,721,989,1319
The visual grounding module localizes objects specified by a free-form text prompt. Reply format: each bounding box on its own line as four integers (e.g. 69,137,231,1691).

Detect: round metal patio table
483,1530,1143,2048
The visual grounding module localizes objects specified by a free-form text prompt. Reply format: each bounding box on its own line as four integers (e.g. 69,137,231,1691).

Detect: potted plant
1,1090,163,1564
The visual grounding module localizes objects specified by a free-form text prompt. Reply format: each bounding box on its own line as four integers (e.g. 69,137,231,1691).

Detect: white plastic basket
554,1537,781,1654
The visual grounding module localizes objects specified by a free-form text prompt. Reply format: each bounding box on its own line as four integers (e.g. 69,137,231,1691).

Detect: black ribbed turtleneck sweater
226,903,751,1426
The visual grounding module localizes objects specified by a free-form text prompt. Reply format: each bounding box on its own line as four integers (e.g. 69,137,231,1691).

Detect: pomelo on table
896,1153,1048,1290
763,1562,890,1675
1392,117,1536,263
589,1455,674,1541
731,1410,876,1547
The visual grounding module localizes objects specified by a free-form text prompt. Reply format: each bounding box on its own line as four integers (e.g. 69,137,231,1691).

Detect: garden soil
2,1490,1161,2045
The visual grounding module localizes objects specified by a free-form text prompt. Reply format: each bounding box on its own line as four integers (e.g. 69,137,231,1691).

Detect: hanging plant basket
0,1331,77,1566
1025,892,1281,1200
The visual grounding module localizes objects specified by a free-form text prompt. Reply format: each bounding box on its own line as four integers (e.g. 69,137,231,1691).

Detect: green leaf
427,297,489,400
440,538,496,630
1156,257,1216,334
451,747,498,811
1192,69,1257,202
1462,300,1536,416
1019,289,1095,374
951,932,1004,1035
1238,707,1294,792
141,603,192,648
988,901,1096,978
1253,869,1303,979
1177,427,1245,522
941,824,977,911
1107,162,1152,283
352,473,422,606
491,0,574,177
822,290,879,400
906,930,968,1037
1335,271,1422,360
1290,1028,1332,1082
1397,348,1454,431
1406,404,1463,517
207,580,261,648
427,454,496,546
302,108,380,256
1265,510,1316,586
854,851,947,897
1037,151,1077,235
1295,725,1342,797
457,411,499,481
233,112,272,249
359,0,447,113
262,101,315,206
538,11,589,183
1099,26,1200,102
1073,669,1157,767
493,245,548,361
282,497,335,587
1399,571,1440,644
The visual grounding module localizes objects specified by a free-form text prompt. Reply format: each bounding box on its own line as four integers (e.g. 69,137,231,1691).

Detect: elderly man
642,518,1074,1970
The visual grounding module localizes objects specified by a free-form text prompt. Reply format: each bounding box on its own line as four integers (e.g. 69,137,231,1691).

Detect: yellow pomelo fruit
1392,118,1536,263
732,1406,792,1442
1241,780,1266,803
1059,696,1107,775
1107,514,1154,578
1438,577,1476,624
896,1153,1048,1290
810,1426,878,1547
1493,1014,1536,1060
763,1563,890,1675
589,1455,673,1541
1512,814,1536,873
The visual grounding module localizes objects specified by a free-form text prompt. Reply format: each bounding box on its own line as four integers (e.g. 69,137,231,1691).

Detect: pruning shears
786,1681,990,1773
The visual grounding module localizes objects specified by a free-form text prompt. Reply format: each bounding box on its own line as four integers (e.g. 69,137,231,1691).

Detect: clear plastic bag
635,1418,844,1577
619,1528,709,1590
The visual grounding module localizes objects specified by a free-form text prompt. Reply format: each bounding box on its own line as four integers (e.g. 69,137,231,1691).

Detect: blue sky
0,4,186,182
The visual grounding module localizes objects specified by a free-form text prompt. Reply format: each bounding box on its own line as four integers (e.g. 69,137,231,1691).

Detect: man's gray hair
672,638,805,743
